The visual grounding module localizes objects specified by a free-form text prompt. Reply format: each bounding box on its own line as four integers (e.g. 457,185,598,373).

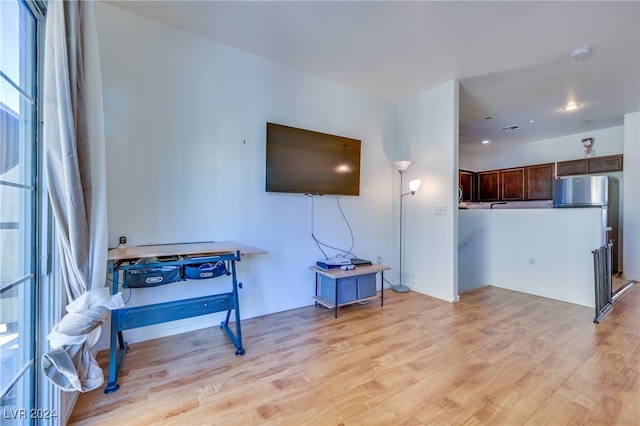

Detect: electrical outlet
435,205,447,215
529,258,535,265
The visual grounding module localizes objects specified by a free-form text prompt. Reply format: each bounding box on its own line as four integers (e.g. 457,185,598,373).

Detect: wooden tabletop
107,241,265,262
309,263,390,278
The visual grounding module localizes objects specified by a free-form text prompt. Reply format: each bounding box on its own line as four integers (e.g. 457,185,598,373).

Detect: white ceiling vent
499,124,521,131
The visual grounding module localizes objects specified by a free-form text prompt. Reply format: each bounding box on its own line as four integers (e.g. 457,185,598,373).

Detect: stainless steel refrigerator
552,175,620,272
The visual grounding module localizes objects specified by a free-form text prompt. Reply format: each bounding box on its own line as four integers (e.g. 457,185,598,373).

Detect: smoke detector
571,47,591,60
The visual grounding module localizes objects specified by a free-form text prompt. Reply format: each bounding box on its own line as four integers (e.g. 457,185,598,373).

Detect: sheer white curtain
42,0,122,393
43,0,106,301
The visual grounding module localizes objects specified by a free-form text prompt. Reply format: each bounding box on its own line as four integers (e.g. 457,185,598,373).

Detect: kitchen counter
459,200,552,209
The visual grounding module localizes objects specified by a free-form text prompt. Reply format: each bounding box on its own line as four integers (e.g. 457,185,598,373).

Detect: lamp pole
395,169,411,293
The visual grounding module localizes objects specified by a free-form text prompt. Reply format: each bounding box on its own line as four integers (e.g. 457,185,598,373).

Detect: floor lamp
393,161,421,293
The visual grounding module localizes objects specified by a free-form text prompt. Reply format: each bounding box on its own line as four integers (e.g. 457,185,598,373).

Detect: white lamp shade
393,160,412,172
409,179,421,192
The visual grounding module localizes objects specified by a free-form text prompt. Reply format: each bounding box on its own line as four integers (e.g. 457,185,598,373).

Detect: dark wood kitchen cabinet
588,154,623,173
476,170,500,201
477,163,554,202
557,154,623,176
459,170,474,201
525,163,554,200
472,155,614,203
500,168,525,200
556,159,587,176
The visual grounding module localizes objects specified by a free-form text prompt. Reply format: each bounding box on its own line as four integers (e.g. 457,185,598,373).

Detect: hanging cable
309,195,358,260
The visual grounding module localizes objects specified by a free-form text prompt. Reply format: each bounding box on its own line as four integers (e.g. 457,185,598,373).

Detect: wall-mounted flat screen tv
266,122,361,196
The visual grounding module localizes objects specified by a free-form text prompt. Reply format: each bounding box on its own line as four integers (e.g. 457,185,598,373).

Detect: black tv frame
265,122,361,196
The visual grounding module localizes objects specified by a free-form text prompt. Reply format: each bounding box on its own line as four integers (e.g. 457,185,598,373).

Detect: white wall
95,3,401,344
460,126,624,171
623,112,639,281
458,213,490,293
396,81,459,302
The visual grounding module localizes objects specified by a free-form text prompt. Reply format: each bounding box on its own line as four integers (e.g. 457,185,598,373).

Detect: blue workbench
104,241,261,394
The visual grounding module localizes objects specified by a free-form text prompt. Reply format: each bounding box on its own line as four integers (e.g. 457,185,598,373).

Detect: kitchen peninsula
458,206,603,307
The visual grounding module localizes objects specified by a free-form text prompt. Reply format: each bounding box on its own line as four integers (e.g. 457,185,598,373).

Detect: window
1,0,45,422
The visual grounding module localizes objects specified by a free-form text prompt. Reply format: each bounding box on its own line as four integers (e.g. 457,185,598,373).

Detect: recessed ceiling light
481,140,490,144
529,120,535,124
562,103,581,111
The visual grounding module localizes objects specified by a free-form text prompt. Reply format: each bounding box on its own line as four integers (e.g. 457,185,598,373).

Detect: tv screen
266,122,361,196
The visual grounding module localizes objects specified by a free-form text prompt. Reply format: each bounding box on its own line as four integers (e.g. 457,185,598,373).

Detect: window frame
0,0,52,424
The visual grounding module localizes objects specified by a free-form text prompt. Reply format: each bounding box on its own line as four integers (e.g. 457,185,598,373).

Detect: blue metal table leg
335,277,339,318
104,339,128,394
105,261,129,394
105,260,120,393
105,310,120,393
220,259,245,356
381,271,384,307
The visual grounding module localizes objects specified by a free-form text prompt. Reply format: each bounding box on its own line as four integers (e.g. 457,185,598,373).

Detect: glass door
1,1,42,422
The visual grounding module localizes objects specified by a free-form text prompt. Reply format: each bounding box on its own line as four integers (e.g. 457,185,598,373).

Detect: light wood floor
69,284,639,425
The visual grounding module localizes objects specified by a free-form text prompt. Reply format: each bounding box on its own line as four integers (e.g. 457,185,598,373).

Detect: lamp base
392,284,410,293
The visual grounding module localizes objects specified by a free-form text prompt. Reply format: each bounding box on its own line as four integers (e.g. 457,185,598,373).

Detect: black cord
310,195,358,260
380,272,394,289
335,195,356,258
123,287,132,304
105,276,132,304
311,232,330,259
311,233,355,259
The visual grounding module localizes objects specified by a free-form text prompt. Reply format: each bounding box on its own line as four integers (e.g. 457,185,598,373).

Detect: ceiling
105,1,640,152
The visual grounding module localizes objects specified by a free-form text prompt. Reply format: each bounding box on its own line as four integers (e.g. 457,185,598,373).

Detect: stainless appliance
553,175,619,271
